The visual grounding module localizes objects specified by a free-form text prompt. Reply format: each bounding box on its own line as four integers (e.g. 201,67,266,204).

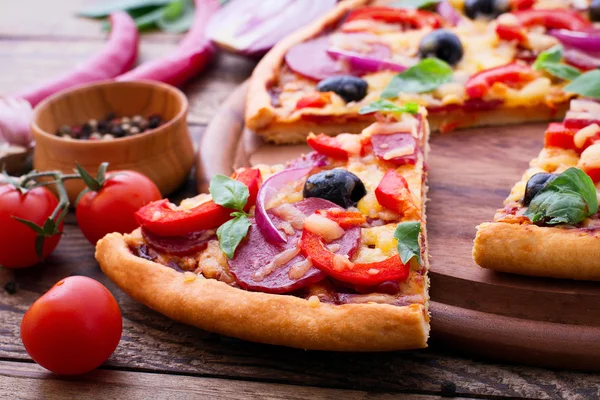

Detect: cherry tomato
20,276,122,375
0,185,62,268
76,171,161,244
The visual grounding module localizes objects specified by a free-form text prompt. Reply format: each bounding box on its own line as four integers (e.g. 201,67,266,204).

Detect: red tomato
76,171,161,244
20,276,122,375
0,185,62,268
307,133,349,160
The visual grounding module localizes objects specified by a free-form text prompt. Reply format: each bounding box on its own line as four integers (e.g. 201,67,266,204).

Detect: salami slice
371,133,419,165
142,228,214,256
285,36,349,81
228,198,361,294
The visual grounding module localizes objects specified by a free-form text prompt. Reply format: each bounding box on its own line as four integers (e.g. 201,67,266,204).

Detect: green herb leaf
217,213,251,259
564,70,600,99
157,0,194,33
209,175,249,212
382,58,453,98
524,167,598,225
391,0,440,9
393,221,421,265
132,6,166,30
533,45,581,81
358,99,419,115
78,0,173,18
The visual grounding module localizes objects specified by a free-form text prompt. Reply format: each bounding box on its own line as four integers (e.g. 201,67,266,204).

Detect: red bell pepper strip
465,62,538,99
315,209,366,229
514,9,590,31
307,133,349,160
300,229,409,285
345,7,441,29
375,169,418,217
511,0,534,10
117,0,219,87
582,166,600,184
496,9,590,44
135,168,262,237
495,24,527,43
14,12,138,107
544,123,577,150
296,93,331,110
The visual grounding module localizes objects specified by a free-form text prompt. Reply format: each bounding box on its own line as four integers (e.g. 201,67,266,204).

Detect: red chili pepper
345,6,441,29
14,12,138,107
136,168,262,237
465,62,538,98
296,93,331,110
315,209,366,228
514,9,590,31
300,229,410,286
307,133,349,160
375,169,417,216
544,123,577,150
117,0,219,87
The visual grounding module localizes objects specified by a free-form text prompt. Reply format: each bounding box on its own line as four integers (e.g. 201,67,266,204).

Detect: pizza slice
96,106,431,350
246,0,596,143
473,98,600,280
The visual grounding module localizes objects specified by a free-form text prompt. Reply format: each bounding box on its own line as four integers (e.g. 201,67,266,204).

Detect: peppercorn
55,112,165,140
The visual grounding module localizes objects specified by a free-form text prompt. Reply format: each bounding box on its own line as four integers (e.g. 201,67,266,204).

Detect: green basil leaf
217,214,251,259
391,0,440,9
524,167,598,225
209,174,249,212
358,99,419,115
564,70,600,99
132,6,166,30
78,0,172,18
533,45,581,81
534,45,563,66
393,221,421,265
382,58,453,98
157,0,194,33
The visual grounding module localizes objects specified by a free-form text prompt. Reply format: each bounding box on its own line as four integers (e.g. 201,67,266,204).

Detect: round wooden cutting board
198,82,600,370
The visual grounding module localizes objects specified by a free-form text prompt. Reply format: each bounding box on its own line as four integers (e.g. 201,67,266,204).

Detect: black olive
418,29,464,66
316,75,368,103
303,169,367,208
464,0,510,19
522,173,556,206
591,0,600,22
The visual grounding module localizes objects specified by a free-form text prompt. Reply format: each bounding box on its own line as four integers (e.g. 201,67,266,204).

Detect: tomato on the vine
76,167,161,244
20,276,122,375
0,184,62,268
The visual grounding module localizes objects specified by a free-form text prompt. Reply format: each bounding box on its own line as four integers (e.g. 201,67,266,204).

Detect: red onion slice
326,46,407,74
255,167,312,246
437,1,462,26
550,29,600,53
207,0,337,56
563,46,600,70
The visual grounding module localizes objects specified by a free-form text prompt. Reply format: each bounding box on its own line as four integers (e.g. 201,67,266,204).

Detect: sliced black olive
418,29,464,66
591,0,600,22
464,0,510,19
303,169,367,208
316,75,368,103
522,173,556,206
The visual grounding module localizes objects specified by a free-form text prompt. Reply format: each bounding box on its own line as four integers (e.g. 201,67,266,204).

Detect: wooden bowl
31,80,194,201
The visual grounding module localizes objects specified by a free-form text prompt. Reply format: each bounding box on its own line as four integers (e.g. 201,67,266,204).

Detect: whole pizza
97,0,600,351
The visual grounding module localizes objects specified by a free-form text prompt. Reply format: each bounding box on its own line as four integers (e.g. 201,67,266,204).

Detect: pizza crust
473,222,600,281
96,231,430,351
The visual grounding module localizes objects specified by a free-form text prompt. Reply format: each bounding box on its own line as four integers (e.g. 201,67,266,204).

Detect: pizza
245,0,599,143
474,97,600,281
96,107,432,351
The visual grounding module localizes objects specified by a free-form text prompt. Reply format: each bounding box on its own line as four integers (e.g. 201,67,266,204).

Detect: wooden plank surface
0,360,466,400
1,0,600,399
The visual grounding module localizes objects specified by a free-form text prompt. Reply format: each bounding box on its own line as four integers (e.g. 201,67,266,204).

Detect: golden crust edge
473,222,600,281
245,0,370,134
96,232,430,351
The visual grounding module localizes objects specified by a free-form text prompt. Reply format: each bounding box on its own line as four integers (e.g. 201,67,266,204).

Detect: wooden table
1,1,599,399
